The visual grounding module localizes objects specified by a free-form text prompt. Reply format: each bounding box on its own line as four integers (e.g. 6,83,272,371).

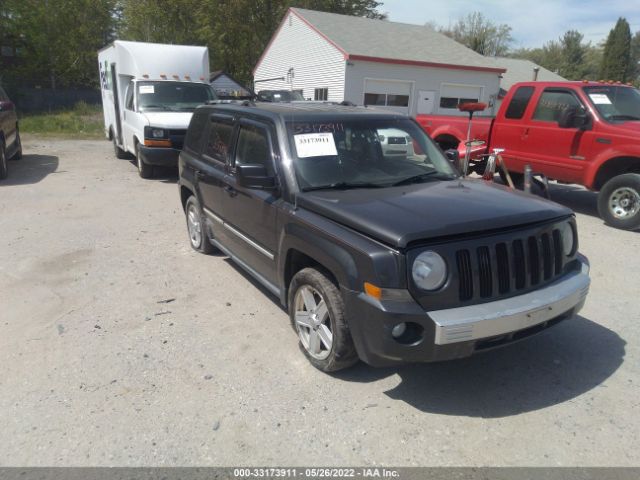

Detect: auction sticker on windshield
589,93,612,105
139,85,155,94
294,133,338,158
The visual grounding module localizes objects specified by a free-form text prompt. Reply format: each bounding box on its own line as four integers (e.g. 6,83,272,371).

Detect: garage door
439,84,483,114
363,79,412,114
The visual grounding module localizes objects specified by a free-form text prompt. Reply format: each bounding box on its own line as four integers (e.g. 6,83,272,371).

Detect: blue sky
381,0,640,49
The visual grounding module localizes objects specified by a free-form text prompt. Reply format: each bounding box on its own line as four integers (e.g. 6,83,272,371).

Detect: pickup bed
417,81,640,230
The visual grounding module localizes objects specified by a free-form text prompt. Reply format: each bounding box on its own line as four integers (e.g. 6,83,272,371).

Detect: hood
141,111,194,129
602,119,640,135
296,179,572,248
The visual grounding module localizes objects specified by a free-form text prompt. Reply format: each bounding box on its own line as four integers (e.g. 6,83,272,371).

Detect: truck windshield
137,81,216,112
287,118,457,191
583,86,640,122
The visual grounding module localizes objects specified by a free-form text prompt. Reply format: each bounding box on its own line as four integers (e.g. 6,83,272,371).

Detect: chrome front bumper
429,258,590,345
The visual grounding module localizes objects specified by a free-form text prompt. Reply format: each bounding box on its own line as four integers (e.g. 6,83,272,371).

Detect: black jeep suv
0,85,22,180
178,102,590,372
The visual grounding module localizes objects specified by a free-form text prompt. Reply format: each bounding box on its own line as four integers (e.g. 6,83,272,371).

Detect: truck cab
417,81,640,230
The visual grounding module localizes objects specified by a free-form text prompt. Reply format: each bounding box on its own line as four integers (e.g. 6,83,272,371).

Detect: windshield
583,86,640,122
259,90,305,102
137,81,216,112
287,118,457,191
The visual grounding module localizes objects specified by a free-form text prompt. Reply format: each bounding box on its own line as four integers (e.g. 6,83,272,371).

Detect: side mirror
236,164,276,190
558,106,590,129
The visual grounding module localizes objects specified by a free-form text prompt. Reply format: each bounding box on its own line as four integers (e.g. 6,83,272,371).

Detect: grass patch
19,102,104,139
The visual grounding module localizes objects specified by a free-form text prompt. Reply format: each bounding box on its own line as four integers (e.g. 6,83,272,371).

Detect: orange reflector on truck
364,282,382,300
144,139,171,147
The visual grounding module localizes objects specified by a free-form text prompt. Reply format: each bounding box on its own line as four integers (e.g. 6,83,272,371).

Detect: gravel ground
0,137,638,467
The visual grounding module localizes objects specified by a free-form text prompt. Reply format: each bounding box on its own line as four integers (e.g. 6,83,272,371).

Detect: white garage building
253,8,506,116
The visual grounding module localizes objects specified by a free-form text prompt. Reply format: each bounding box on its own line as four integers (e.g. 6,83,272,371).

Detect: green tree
2,0,117,89
629,31,640,85
439,12,513,57
559,30,586,79
600,17,632,81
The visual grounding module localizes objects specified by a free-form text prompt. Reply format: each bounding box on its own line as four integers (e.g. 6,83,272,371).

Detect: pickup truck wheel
289,268,358,372
0,141,7,180
135,143,154,179
113,135,128,159
185,196,215,254
598,174,640,230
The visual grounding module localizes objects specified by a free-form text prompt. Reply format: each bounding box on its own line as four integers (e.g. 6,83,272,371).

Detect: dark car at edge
0,85,23,180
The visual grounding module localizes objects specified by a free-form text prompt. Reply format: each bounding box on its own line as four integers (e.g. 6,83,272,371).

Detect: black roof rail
241,100,256,107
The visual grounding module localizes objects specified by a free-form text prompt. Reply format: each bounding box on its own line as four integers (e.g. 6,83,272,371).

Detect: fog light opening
390,322,424,345
391,323,407,338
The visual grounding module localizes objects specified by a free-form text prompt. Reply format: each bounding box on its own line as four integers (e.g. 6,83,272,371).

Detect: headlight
151,128,165,138
560,222,576,256
412,251,447,291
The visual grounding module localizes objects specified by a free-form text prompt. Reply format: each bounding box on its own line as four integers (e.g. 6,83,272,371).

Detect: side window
505,86,535,119
184,109,208,153
203,119,234,163
533,89,582,122
125,81,134,111
234,124,272,173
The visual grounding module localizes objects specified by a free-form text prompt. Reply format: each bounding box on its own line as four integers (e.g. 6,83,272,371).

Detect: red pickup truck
416,81,640,230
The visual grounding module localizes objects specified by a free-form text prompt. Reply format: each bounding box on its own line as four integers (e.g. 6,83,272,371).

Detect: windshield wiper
608,114,640,121
302,181,385,192
141,104,175,111
390,171,448,187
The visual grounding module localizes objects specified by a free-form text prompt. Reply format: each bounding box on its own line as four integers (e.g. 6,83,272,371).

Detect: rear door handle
224,185,237,197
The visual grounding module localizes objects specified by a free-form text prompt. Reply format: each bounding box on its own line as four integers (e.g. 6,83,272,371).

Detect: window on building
532,89,582,122
364,93,409,107
505,86,535,119
204,120,234,163
314,88,328,101
439,96,479,109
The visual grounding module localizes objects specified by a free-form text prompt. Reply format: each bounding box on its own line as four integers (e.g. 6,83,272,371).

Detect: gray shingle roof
292,8,505,72
494,57,566,91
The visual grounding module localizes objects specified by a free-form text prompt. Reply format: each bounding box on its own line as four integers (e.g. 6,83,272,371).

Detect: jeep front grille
455,229,564,302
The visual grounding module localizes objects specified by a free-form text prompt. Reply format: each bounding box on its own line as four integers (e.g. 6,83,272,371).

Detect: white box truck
98,40,216,178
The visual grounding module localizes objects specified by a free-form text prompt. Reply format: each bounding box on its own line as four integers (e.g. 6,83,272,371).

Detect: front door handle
224,185,237,197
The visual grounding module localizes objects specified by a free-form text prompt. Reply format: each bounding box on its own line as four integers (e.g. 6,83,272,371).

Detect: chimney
533,66,540,81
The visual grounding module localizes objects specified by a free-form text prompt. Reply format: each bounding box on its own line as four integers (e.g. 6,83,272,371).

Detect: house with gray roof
494,57,566,97
253,8,506,116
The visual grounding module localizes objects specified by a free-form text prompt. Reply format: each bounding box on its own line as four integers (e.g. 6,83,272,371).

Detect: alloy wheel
293,285,333,360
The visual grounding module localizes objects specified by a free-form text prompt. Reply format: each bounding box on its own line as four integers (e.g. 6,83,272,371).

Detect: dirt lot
1,137,639,466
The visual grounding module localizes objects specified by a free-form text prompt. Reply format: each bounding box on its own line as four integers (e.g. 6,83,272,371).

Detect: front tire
598,173,640,230
288,268,358,372
10,127,22,160
185,196,214,254
135,143,154,179
0,140,7,180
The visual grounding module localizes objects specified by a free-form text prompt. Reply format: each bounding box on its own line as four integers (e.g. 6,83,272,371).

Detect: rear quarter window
184,109,208,153
204,119,234,163
505,86,535,119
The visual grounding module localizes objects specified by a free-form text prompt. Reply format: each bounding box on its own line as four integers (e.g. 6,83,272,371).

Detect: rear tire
113,134,128,159
597,173,640,231
0,140,7,180
135,143,154,179
10,127,22,160
288,268,358,372
185,195,215,254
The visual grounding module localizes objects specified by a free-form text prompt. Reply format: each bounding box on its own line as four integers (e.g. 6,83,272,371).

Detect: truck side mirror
236,164,276,190
558,106,590,129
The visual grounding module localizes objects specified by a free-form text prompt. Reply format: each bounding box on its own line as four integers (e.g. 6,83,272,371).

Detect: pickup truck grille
168,129,187,149
455,229,564,302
